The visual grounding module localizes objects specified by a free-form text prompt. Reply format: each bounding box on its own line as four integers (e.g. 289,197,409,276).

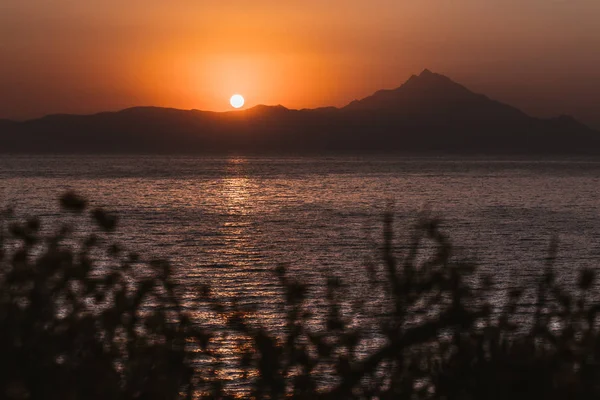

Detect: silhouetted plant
0,193,214,399
1,193,600,399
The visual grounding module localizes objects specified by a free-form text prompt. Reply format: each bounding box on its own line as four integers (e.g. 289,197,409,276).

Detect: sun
230,94,245,109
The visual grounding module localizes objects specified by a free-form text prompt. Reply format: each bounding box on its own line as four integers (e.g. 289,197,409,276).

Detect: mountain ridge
1,70,598,155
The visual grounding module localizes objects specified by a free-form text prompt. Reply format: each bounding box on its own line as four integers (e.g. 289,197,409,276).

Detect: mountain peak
344,69,474,111
405,69,442,82
409,69,455,86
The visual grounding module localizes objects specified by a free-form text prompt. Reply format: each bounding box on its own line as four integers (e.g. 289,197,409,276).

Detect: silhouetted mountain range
1,70,598,155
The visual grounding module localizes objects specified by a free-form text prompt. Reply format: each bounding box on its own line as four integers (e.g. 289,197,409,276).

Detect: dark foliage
1,194,600,399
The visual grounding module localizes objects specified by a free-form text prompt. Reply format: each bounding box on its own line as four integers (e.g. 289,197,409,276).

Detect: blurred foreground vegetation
1,192,599,399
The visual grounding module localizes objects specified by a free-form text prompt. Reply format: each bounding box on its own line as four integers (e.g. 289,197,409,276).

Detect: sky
1,0,599,127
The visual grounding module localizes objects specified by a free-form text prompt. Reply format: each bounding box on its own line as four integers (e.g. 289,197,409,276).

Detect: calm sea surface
2,155,600,291
1,156,600,365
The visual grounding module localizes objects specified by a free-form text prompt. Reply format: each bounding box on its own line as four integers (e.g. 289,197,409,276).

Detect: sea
1,155,600,389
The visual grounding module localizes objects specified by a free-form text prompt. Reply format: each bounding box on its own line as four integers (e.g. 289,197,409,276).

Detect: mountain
0,119,15,129
1,70,599,155
345,69,528,121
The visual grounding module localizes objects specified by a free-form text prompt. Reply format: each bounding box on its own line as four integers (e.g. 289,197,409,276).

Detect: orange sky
1,0,599,126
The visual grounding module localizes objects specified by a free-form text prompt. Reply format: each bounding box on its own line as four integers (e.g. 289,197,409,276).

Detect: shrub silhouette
0,192,599,399
0,192,215,399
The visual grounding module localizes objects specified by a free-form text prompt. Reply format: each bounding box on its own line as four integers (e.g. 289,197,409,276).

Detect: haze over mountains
1,70,598,155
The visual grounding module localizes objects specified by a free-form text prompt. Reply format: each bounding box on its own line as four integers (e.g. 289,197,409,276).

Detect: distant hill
1,70,599,155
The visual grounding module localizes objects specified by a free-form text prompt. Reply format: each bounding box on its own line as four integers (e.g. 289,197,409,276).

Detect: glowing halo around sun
230,94,245,109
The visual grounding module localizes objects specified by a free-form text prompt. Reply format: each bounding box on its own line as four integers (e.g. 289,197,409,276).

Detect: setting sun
230,94,245,109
